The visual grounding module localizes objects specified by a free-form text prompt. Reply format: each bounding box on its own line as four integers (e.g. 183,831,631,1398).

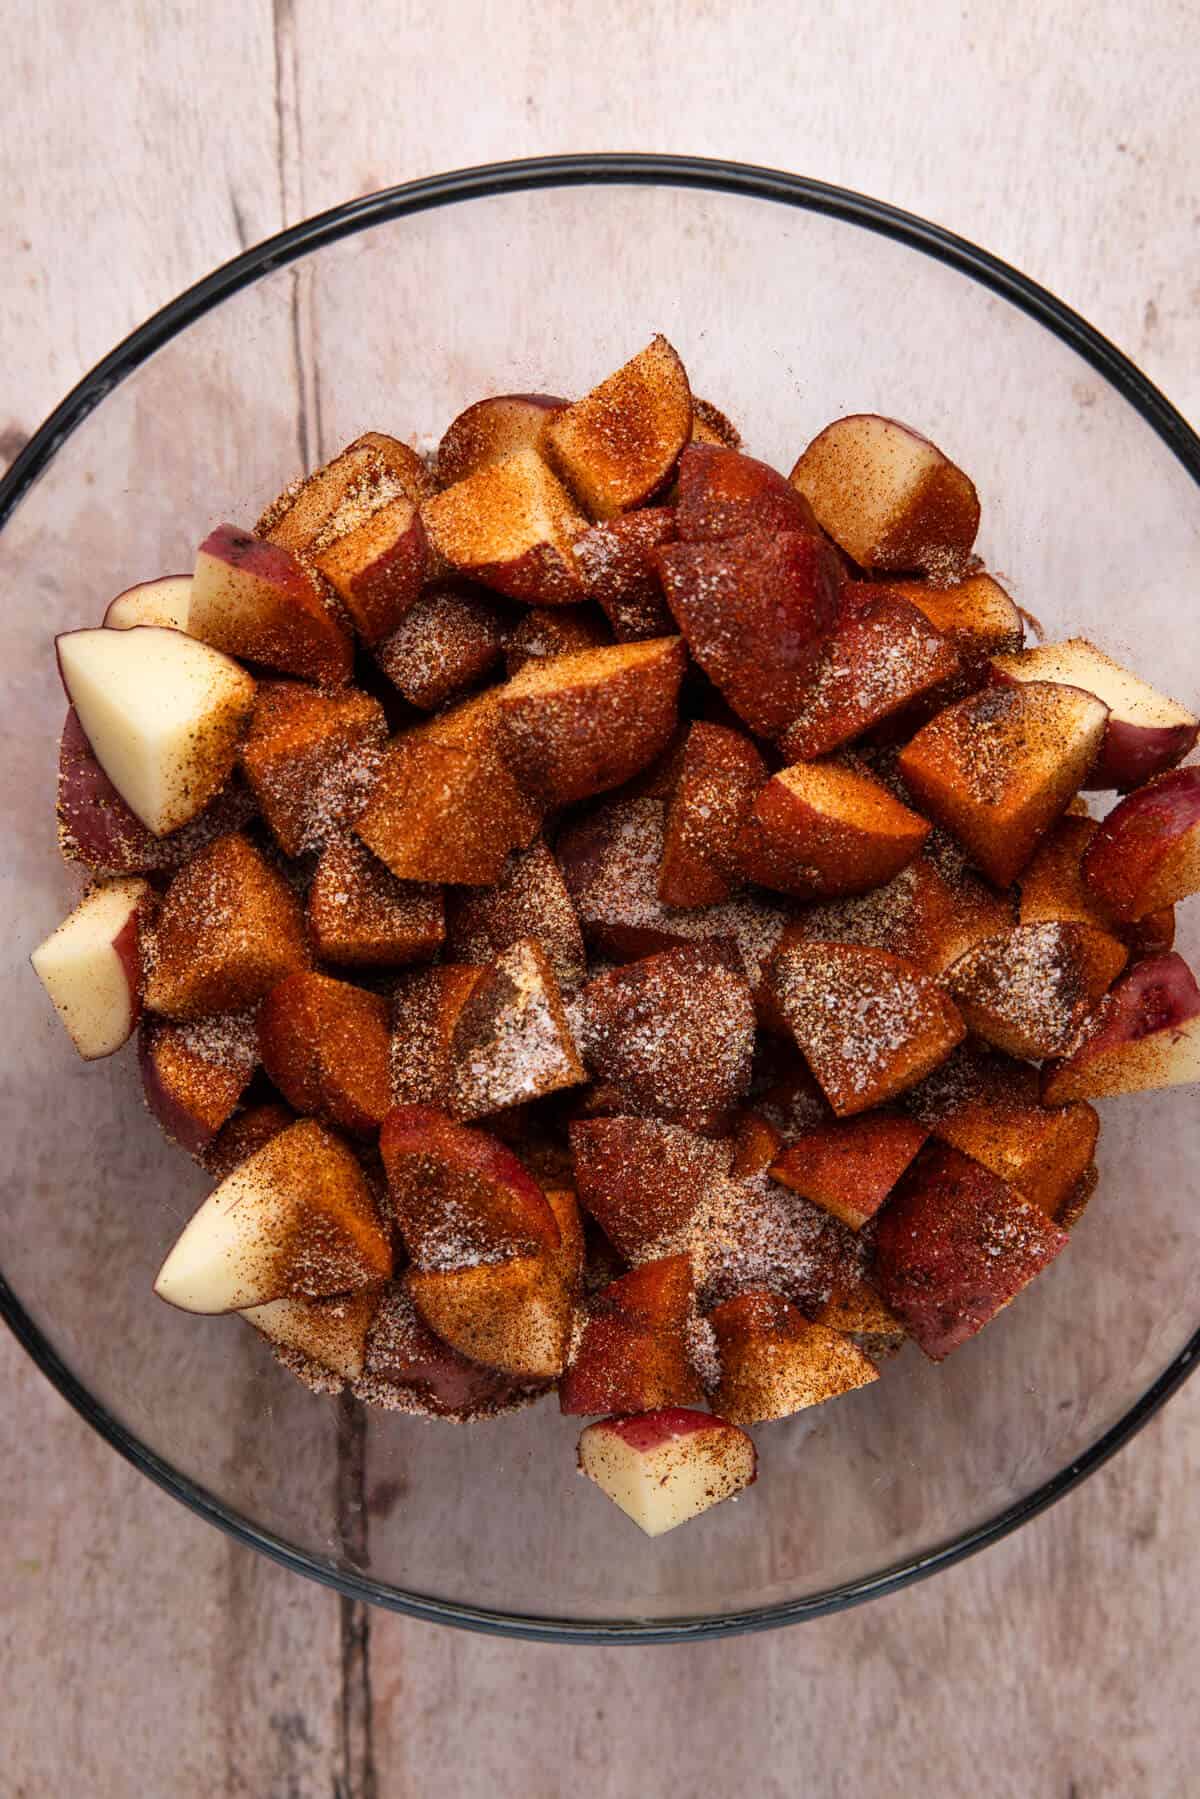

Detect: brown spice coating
708,1291,878,1425
448,937,586,1119
541,335,692,520
258,972,393,1136
768,939,965,1115
574,508,678,641
559,1254,703,1415
374,583,508,709
504,604,610,676
658,721,767,908
145,832,310,1021
307,834,444,968
202,1100,296,1182
140,1010,260,1157
391,965,483,1106
445,840,586,992
734,759,930,899
240,679,386,857
496,637,686,807
579,945,756,1134
897,680,1109,887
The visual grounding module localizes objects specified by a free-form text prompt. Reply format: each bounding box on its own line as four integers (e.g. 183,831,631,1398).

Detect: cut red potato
813,1279,906,1350
242,1288,383,1384
769,1112,928,1229
690,397,741,449
139,1010,259,1157
557,795,791,980
445,840,586,992
658,721,767,907
888,572,1024,674
380,1104,560,1265
154,1118,392,1313
374,583,508,709
778,591,961,760
30,877,153,1060
190,524,352,686
404,1255,571,1379
734,759,931,898
874,1143,1068,1360
145,832,310,1021
307,835,444,968
1041,951,1200,1102
907,1049,1098,1219
355,702,539,887
390,965,484,1107
1081,766,1200,921
578,945,756,1135
991,638,1198,791
569,1116,734,1261
309,497,428,644
202,1100,295,1182
256,431,433,551
897,680,1110,887
447,937,585,1119
240,679,386,857
674,443,818,542
789,414,980,576
559,1254,702,1416
541,335,692,519
944,920,1127,1060
420,447,588,604
654,528,840,736
357,1283,538,1418
56,626,255,837
503,604,610,677
1018,812,1142,971
781,841,1015,979
56,709,257,877
495,636,686,807
768,939,965,1115
258,972,393,1137
436,393,568,488
575,508,677,640
103,574,192,631
577,1408,756,1537
709,1291,878,1425
727,1109,782,1180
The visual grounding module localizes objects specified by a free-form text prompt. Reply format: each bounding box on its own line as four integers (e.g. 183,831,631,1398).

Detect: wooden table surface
4,4,1199,1794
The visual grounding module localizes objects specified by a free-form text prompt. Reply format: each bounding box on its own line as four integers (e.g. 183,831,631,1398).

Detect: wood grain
3,3,1199,1796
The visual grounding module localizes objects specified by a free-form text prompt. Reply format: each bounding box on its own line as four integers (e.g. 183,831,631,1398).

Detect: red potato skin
1040,951,1200,1104
674,443,820,542
654,529,841,737
591,1407,746,1454
1082,766,1200,920
873,1143,1068,1359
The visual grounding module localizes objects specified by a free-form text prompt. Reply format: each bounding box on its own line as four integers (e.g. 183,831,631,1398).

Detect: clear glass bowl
3,156,1198,1644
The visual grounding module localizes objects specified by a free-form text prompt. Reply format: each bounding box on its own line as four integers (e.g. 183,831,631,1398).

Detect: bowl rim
4,151,1199,1645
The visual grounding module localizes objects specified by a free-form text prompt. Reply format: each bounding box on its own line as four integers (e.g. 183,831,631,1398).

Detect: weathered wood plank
3,4,1200,1798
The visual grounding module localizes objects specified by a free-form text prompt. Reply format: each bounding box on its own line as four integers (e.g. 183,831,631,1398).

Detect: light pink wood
3,3,1199,1795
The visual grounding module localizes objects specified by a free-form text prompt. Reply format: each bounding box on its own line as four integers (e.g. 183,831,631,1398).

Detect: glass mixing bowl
3,156,1198,1644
